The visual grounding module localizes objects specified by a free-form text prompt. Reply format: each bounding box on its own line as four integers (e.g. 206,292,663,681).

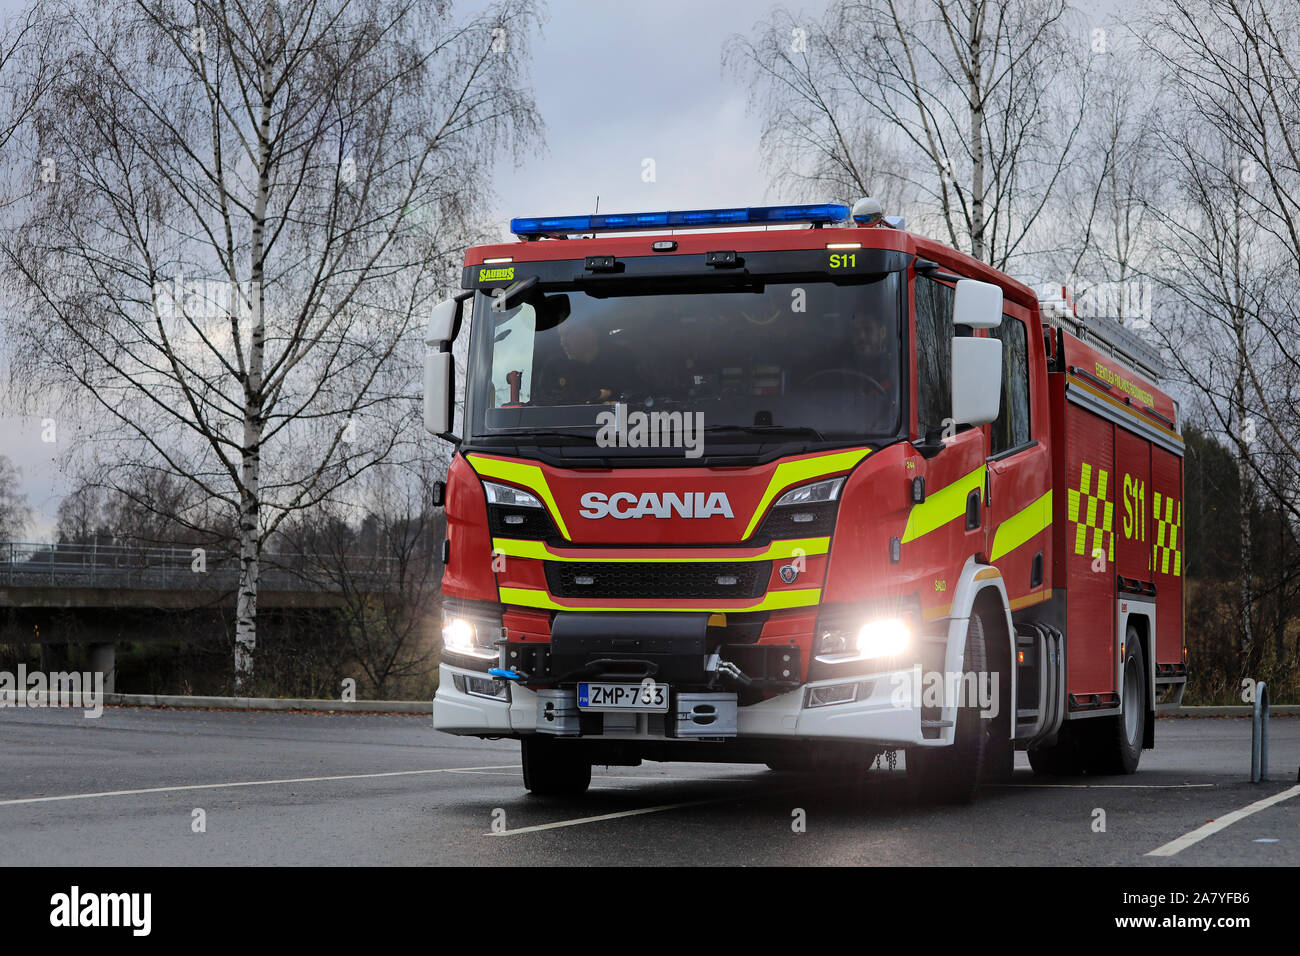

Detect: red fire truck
426,200,1186,802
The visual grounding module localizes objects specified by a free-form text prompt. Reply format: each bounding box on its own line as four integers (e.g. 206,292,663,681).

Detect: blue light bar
510,203,850,237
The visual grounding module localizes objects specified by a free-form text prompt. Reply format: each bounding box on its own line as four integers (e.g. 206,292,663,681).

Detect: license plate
577,681,669,712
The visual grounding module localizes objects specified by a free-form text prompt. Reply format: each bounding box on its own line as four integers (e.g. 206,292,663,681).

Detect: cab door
985,309,1053,610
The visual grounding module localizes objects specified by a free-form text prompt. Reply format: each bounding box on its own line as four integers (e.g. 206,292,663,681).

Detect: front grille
545,561,771,599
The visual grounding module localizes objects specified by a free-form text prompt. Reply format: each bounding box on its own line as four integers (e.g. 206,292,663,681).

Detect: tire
983,636,1015,784
521,736,591,796
907,613,988,804
1026,726,1086,776
1084,629,1145,775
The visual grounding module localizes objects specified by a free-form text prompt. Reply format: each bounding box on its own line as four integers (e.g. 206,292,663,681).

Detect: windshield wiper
487,429,596,440
702,424,826,441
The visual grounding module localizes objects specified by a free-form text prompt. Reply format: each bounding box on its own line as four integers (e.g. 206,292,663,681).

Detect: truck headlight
773,476,845,508
441,602,503,662
483,481,543,509
814,609,914,664
855,617,910,659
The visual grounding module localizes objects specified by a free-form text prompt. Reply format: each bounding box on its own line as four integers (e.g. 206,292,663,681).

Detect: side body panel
1150,445,1185,665
1059,395,1117,699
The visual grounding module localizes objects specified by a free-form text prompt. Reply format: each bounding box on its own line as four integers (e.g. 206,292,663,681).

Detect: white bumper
738,669,938,747
433,664,513,735
432,663,942,748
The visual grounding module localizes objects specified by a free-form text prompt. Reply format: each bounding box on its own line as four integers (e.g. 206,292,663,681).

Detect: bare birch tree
0,5,59,208
1040,37,1165,316
1137,0,1300,667
0,456,31,540
0,0,542,689
727,0,1089,269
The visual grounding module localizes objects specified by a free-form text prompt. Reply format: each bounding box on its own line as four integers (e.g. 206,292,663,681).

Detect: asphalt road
0,706,1296,866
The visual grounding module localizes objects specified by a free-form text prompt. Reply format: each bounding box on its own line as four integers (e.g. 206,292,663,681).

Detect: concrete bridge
0,541,394,609
0,541,405,690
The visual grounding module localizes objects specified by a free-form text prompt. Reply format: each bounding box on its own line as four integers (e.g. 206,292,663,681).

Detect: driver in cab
532,319,649,406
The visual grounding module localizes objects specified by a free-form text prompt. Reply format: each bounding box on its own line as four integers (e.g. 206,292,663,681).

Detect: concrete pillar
89,642,116,694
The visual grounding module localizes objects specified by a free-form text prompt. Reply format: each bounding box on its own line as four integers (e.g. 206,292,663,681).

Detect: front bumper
433,662,946,748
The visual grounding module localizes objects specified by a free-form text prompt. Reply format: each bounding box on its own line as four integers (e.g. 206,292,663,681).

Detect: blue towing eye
489,667,524,681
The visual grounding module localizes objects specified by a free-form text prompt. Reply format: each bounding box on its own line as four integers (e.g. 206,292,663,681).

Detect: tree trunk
235,42,273,691
968,3,986,263
1234,322,1254,672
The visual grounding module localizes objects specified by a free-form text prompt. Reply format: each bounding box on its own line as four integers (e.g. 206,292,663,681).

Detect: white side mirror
424,352,452,436
953,279,1003,329
427,298,460,344
424,296,464,438
952,337,1002,426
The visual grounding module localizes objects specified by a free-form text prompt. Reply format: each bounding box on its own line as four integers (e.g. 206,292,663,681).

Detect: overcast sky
0,0,1124,536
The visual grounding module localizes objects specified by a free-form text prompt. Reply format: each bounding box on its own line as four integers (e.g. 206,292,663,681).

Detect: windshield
464,274,902,454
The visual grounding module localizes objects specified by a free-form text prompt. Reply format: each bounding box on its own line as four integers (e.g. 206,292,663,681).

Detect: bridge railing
0,542,403,592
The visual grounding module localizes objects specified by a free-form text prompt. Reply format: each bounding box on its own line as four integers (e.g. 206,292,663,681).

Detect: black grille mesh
546,561,771,599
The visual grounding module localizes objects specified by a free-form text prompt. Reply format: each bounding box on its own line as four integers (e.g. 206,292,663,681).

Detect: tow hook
716,660,753,687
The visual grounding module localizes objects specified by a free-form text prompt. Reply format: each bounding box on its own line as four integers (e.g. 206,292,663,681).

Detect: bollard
1251,681,1270,783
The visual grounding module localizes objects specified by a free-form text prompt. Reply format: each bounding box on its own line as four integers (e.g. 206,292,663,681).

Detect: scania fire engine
425,199,1186,802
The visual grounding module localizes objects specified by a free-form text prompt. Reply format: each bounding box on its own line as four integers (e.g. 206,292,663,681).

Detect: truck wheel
1085,629,1145,775
983,644,1014,783
521,736,591,796
906,613,988,804
1026,727,1085,776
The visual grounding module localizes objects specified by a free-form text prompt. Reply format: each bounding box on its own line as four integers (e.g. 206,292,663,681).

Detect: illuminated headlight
441,612,501,661
484,481,543,509
774,476,845,508
855,617,910,659
815,615,911,664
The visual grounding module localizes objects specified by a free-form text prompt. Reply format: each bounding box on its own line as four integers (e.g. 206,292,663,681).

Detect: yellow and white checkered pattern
1067,462,1114,561
1152,491,1182,577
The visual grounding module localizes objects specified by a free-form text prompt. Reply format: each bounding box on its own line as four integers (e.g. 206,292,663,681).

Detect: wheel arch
1123,608,1156,750
936,557,1016,745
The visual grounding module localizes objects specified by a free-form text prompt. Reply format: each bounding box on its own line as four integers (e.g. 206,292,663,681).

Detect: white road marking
488,780,816,836
488,795,742,835
0,764,522,807
1147,784,1300,857
446,769,754,783
995,783,1215,789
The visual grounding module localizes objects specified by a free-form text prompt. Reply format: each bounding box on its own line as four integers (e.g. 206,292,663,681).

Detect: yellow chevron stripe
466,454,571,540
741,448,871,540
989,490,1053,561
901,465,986,544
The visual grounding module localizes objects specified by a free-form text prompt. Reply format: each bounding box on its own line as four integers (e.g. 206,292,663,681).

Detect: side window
488,302,537,407
990,316,1031,454
914,275,954,438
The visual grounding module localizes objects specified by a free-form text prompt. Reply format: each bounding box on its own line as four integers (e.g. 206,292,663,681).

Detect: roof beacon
510,203,850,238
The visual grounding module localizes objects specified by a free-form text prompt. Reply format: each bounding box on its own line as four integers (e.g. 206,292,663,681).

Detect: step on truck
425,199,1186,802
